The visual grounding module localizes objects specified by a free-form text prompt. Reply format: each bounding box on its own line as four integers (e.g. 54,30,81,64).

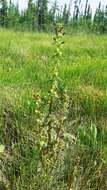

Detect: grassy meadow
0,29,107,189
1,30,107,119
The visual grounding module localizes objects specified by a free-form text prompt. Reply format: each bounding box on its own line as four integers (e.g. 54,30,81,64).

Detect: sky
12,0,107,12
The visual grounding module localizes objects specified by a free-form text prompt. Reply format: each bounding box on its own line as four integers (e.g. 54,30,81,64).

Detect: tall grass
0,28,107,189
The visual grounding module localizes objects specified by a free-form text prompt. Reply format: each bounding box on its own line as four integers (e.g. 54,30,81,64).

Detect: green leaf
0,145,5,153
90,124,97,141
78,127,86,140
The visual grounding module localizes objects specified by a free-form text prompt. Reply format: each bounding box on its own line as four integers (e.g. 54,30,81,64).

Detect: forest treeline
0,0,107,33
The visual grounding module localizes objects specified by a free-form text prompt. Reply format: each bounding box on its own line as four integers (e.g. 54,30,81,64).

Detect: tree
63,4,70,26
84,0,88,18
49,0,58,29
36,0,48,31
7,2,20,28
73,0,79,22
0,0,8,26
103,5,107,32
83,0,92,30
93,2,105,33
24,0,36,31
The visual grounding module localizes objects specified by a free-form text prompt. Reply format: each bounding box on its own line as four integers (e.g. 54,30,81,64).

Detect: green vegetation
0,28,107,189
1,0,107,33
